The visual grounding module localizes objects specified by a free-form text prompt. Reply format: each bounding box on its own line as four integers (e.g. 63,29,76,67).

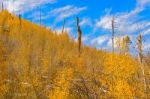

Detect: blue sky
1,0,150,54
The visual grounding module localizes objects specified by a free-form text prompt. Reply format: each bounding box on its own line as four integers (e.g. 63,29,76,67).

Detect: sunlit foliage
0,10,149,99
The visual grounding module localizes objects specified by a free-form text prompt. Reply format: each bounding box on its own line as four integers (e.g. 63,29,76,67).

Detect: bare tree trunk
39,6,41,26
137,34,147,98
19,14,22,30
62,19,65,33
111,17,115,53
1,2,4,11
76,17,82,57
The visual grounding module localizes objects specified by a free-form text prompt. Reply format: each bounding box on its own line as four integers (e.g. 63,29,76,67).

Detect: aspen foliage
0,10,149,98
49,67,74,99
116,35,131,54
104,54,138,78
114,80,134,98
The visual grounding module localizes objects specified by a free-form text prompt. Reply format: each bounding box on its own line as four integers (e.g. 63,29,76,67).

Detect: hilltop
0,11,149,99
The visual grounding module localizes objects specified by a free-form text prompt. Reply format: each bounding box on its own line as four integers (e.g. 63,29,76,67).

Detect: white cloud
50,5,86,21
91,36,108,46
95,1,150,53
95,7,150,51
53,27,73,34
0,0,56,13
95,0,150,35
80,17,92,27
96,15,112,30
137,0,150,7
95,7,146,34
143,28,150,35
143,43,150,51
82,35,89,42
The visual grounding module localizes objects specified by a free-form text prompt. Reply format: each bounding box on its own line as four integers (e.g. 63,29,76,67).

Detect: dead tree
137,34,147,96
39,6,42,26
61,19,66,33
1,2,4,11
19,14,22,29
111,17,115,53
137,34,143,63
76,17,82,56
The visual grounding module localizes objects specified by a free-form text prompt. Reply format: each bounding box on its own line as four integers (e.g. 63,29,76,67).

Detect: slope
0,10,148,99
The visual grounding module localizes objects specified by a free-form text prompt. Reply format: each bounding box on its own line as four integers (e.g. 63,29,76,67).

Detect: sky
0,0,150,55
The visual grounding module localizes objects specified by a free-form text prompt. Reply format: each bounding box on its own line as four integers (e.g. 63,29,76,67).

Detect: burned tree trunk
1,2,4,11
19,14,22,30
137,34,143,63
76,17,82,57
137,34,147,97
111,17,115,53
62,19,65,33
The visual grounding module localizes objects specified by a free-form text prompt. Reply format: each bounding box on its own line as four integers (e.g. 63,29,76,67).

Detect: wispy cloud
0,0,56,13
51,26,73,34
50,5,87,21
95,7,146,34
143,43,150,51
80,17,92,27
137,0,150,7
143,28,150,36
95,0,150,34
91,36,108,46
94,0,150,51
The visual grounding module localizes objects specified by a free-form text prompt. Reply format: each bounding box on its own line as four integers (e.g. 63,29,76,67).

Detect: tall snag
137,34,143,63
76,17,82,57
111,17,115,53
137,34,147,97
19,14,22,30
1,2,4,11
62,19,65,33
39,6,42,26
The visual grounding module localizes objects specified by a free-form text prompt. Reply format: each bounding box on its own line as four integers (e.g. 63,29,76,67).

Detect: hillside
0,10,149,99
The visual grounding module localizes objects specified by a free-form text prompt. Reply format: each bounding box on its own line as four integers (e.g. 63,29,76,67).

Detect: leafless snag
76,17,82,57
1,2,4,11
111,16,115,53
19,14,22,29
137,34,143,63
39,6,41,26
61,19,66,33
137,34,147,98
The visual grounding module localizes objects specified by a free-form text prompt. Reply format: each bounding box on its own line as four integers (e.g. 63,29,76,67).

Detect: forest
0,10,149,99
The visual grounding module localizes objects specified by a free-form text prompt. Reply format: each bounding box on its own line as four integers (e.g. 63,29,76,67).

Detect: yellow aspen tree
122,35,131,54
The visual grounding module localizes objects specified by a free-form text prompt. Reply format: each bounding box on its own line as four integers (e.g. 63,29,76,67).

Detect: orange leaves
114,80,134,98
49,67,74,99
104,54,139,78
0,11,148,98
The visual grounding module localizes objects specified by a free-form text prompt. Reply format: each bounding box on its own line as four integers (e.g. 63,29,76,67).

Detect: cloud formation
80,17,92,27
95,7,148,34
91,36,108,46
50,5,86,21
94,0,150,51
137,0,150,7
0,0,56,13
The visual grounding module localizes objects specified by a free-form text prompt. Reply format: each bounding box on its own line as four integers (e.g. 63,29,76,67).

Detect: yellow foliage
104,54,139,78
0,11,148,98
49,67,74,99
114,80,134,98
